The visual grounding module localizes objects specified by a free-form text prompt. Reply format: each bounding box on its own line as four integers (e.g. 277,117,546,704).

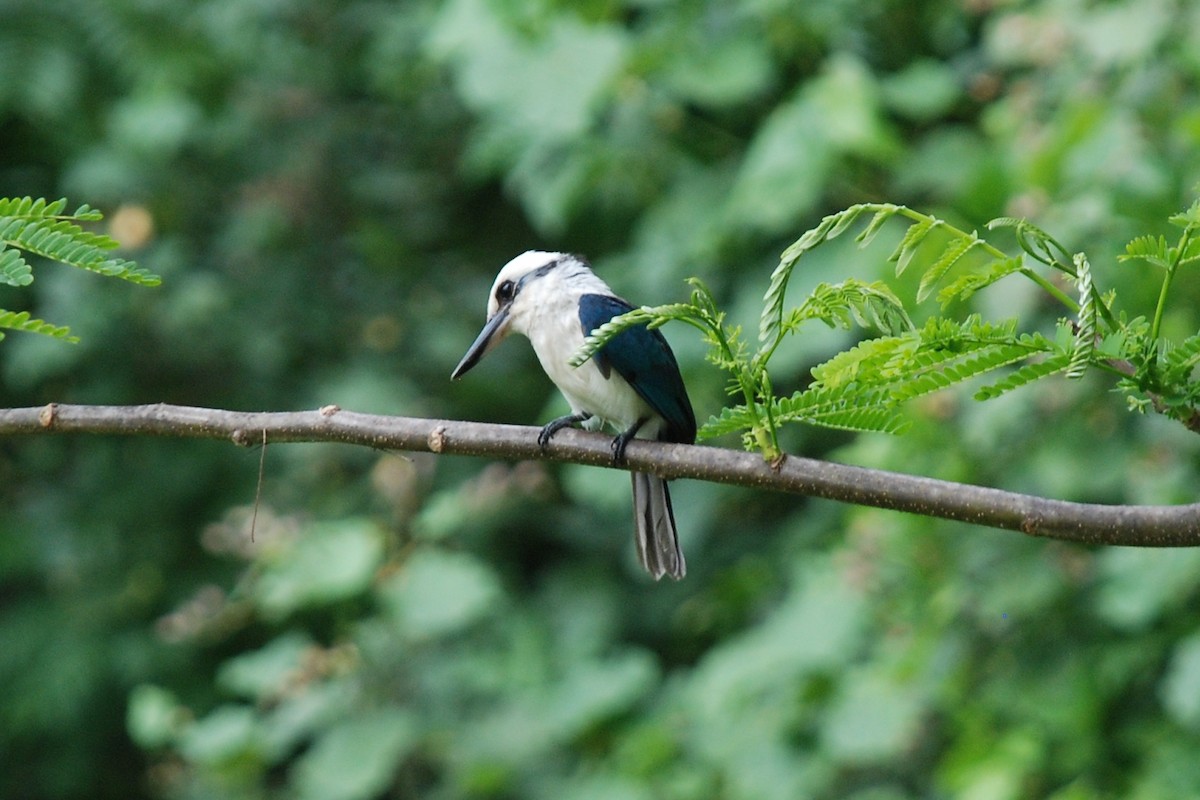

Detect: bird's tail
631,472,686,580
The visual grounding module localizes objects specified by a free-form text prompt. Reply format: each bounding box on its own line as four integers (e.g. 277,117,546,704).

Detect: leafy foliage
6,2,1200,800
0,310,77,343
0,197,158,344
0,197,158,286
581,199,1200,458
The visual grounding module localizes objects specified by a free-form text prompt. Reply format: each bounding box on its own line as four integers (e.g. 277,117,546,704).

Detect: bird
451,251,696,580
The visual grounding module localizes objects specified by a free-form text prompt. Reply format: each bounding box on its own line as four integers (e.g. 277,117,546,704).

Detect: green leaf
127,685,186,749
773,386,909,434
570,303,694,368
785,279,913,337
809,334,914,388
822,667,924,762
0,309,77,342
697,404,757,441
0,246,32,286
377,548,501,640
217,632,315,701
888,216,938,276
1162,634,1200,730
889,344,1036,404
1095,547,1200,630
974,353,1072,400
178,705,261,766
825,204,867,240
293,710,416,800
255,519,384,617
0,197,162,286
936,257,1023,307
1168,198,1200,229
853,206,901,248
1163,332,1200,381
1118,234,1170,269
916,233,981,303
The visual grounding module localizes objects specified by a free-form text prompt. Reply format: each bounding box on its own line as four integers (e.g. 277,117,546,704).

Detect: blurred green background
3,0,1200,798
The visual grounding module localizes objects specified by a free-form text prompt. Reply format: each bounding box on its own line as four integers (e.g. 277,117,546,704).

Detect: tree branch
2,402,1199,546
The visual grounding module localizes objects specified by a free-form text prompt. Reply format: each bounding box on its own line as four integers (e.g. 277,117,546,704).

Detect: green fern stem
1015,266,1079,315
751,368,782,462
722,330,779,461
1148,226,1191,357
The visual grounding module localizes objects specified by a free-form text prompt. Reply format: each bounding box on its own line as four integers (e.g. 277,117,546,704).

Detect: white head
451,251,609,379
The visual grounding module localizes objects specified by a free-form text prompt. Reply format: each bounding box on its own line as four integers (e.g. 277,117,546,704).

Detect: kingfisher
451,251,696,580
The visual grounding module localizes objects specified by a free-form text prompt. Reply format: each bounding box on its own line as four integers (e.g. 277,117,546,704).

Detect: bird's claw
610,436,629,467
538,413,590,452
611,418,647,466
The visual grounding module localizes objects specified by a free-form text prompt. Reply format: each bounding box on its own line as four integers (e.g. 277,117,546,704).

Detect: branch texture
3,403,1199,546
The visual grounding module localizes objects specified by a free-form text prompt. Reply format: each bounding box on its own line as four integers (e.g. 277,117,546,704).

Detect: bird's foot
610,418,648,466
538,413,591,451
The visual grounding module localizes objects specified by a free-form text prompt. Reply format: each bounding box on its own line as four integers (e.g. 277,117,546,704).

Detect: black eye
496,279,516,303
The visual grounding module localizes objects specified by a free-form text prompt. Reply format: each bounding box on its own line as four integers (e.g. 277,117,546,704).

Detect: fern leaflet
1119,234,1170,269
975,353,1072,400
0,245,33,287
916,233,981,303
0,309,77,342
889,216,939,276
936,257,1023,307
1163,332,1200,382
697,404,757,440
0,196,161,286
773,385,909,434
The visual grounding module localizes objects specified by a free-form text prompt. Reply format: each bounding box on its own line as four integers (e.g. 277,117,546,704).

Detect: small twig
250,428,267,542
4,402,1200,547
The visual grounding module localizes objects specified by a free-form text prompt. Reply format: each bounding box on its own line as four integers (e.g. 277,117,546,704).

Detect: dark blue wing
578,293,696,444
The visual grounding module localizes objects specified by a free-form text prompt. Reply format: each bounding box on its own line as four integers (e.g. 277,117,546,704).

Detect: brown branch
2,402,1199,546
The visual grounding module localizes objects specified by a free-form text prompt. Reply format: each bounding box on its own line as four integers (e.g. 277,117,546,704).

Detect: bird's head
451,250,573,380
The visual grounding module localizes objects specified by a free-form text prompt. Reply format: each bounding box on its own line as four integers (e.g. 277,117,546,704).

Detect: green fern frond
784,279,913,337
805,405,909,434
0,217,153,285
773,385,909,434
764,205,869,343
569,303,695,367
0,197,68,217
807,315,1042,407
1163,332,1200,381
697,404,757,440
0,309,78,342
808,334,915,388
0,197,161,286
1168,198,1200,230
889,344,1036,404
936,257,1023,307
916,233,982,303
760,203,917,344
1118,234,1170,269
975,353,1072,400
854,206,903,249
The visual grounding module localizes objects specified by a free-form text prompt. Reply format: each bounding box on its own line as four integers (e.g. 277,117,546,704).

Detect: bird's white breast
511,267,659,436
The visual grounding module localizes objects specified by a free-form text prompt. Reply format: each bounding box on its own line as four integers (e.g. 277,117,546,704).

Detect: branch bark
2,402,1198,546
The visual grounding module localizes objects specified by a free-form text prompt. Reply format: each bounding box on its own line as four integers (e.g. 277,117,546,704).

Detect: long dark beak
451,306,510,379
